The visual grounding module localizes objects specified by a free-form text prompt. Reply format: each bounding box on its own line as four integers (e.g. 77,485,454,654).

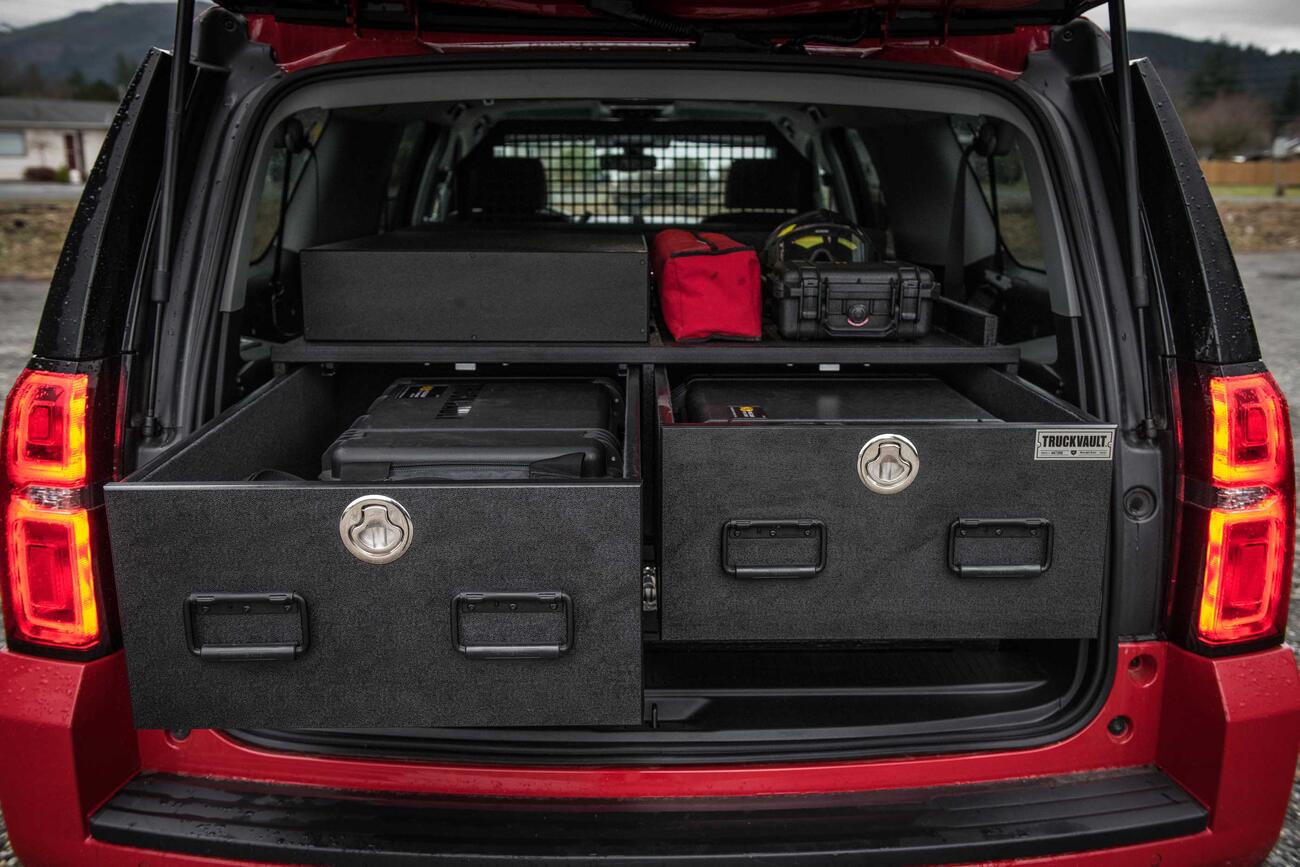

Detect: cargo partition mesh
491,131,779,224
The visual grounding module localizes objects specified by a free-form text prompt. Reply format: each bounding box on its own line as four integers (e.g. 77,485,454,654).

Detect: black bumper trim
89,767,1206,865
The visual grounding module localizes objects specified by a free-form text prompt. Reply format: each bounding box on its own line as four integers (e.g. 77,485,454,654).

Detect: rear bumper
0,641,1296,866
89,768,1207,865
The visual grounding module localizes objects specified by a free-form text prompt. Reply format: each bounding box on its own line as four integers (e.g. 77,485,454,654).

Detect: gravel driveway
0,257,1298,863
1238,253,1300,866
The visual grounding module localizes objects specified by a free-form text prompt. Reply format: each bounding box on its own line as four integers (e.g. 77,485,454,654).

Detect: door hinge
642,565,658,612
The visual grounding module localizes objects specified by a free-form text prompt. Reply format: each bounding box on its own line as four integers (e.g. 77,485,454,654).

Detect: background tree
1187,40,1243,105
16,63,49,98
0,56,17,96
113,53,135,96
1278,74,1300,136
1183,93,1274,157
63,68,118,102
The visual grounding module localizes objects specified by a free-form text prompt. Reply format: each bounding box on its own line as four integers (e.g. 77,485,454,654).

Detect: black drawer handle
194,644,300,661
453,592,573,659
184,593,309,661
722,520,827,579
948,518,1053,578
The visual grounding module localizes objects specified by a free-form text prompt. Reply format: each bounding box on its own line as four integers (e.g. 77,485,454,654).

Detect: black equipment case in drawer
102,368,642,729
322,378,623,482
660,374,1113,642
300,228,649,343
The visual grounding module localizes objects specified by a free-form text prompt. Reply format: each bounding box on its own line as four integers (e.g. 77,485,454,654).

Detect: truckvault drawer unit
300,228,649,343
322,378,623,482
103,367,642,730
660,372,1115,642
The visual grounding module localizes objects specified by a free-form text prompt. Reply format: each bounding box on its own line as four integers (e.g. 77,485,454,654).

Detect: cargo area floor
229,643,1086,764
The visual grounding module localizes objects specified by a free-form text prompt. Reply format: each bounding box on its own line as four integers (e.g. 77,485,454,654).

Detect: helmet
762,210,874,268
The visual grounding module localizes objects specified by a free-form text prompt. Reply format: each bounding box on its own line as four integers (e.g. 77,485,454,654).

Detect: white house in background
0,97,117,182
1273,136,1300,160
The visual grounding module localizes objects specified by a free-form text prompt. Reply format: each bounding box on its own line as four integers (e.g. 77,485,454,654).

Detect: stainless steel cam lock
339,495,413,564
857,434,920,494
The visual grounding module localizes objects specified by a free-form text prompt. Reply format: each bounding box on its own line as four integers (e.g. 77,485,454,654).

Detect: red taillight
1198,494,1289,645
5,498,99,648
1173,369,1295,651
4,370,88,487
1210,374,1289,487
2,367,111,654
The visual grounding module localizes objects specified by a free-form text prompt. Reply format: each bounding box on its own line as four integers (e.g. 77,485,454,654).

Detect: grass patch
1211,185,1295,199
0,202,77,280
1217,199,1300,252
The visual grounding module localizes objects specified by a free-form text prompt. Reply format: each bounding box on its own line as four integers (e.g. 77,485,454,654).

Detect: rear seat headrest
458,156,549,216
724,158,816,213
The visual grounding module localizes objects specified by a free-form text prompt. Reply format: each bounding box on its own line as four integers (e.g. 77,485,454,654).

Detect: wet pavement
1237,253,1300,866
0,281,43,397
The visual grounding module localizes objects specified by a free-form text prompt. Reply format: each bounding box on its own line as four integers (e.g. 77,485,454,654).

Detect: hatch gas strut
142,0,195,440
1108,0,1158,441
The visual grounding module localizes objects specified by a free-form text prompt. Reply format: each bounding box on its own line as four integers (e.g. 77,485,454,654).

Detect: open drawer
658,368,1115,642
104,366,642,729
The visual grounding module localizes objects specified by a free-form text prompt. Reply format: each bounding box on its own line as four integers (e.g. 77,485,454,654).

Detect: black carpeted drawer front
660,422,1113,641
104,482,642,729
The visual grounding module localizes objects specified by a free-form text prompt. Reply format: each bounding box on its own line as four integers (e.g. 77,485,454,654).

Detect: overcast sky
0,0,1297,52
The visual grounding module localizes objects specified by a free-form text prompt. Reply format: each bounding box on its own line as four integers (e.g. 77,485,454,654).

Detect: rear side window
384,120,428,228
440,126,817,225
952,117,1046,272
249,109,327,260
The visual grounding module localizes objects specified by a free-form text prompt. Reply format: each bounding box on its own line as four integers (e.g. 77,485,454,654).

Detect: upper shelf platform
270,332,1020,367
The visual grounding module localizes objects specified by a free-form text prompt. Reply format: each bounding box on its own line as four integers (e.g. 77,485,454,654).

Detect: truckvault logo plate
1034,428,1115,461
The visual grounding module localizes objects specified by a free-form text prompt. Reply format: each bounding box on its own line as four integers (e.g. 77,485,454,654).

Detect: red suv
2,1,1298,864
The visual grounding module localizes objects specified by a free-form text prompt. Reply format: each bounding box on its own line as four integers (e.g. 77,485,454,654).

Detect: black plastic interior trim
89,767,1206,866
269,334,1022,366
229,642,1092,766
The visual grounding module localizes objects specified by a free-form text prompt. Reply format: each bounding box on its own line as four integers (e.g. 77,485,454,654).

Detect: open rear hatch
100,59,1119,758
211,0,1104,31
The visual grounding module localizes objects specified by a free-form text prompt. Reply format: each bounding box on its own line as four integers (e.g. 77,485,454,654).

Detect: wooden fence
1200,159,1300,190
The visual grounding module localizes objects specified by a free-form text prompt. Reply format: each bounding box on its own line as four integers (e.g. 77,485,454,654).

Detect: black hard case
103,367,642,729
770,262,938,340
300,228,649,343
660,371,1114,642
322,378,623,482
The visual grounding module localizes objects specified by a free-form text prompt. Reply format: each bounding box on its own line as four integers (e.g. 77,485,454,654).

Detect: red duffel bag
651,229,762,342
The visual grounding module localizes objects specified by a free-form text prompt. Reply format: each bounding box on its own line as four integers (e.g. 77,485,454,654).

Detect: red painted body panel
135,641,1179,798
0,641,1296,864
371,0,1050,18
220,0,1081,20
243,13,1052,78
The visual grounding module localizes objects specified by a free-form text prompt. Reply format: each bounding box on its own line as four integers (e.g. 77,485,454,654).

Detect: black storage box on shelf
659,370,1115,642
322,378,623,482
300,228,649,343
770,262,938,340
102,367,642,729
